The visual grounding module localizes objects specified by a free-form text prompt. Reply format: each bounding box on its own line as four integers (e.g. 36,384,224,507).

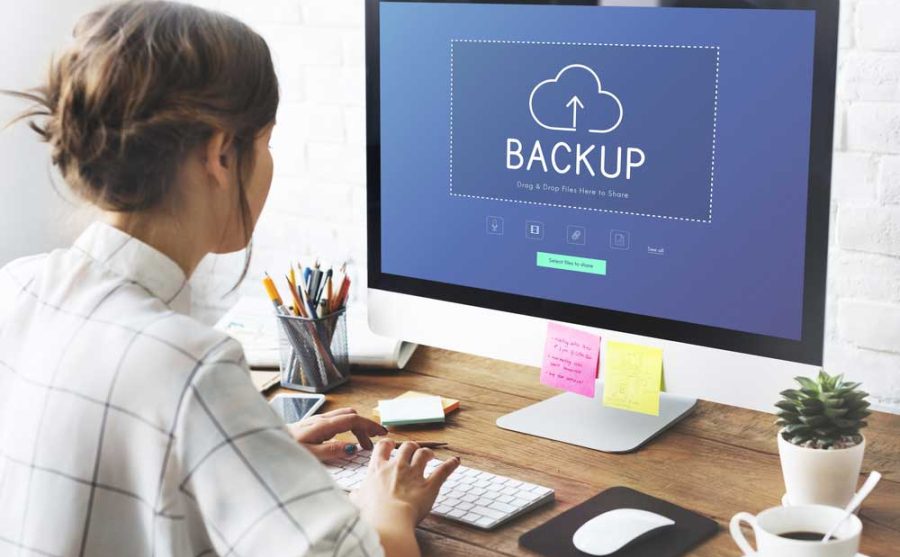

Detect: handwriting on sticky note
540,323,600,398
602,341,663,416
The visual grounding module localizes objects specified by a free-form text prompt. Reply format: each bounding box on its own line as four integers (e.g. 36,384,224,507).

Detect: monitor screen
369,0,835,363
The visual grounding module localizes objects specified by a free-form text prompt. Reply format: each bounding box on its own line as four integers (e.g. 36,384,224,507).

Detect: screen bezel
366,0,839,365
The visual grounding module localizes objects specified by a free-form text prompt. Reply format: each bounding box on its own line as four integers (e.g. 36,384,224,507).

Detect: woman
0,2,458,556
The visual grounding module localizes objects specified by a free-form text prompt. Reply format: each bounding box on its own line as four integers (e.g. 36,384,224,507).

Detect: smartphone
269,393,326,423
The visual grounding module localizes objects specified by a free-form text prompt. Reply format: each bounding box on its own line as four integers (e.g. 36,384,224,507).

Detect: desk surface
273,347,900,556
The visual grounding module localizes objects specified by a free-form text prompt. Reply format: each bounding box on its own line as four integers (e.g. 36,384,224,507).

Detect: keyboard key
472,506,505,520
510,497,532,507
476,516,495,528
463,512,483,522
489,501,517,514
457,502,474,511
448,509,467,519
434,505,452,515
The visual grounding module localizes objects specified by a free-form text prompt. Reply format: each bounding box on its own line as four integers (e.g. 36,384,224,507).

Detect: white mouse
572,508,675,556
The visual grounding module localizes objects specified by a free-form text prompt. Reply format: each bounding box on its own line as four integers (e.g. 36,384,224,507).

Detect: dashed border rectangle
449,39,720,224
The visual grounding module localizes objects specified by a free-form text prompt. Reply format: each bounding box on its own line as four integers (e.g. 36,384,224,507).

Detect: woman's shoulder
139,310,246,370
0,253,50,318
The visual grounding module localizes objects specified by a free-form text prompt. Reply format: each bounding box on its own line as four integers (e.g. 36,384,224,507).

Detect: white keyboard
325,448,555,530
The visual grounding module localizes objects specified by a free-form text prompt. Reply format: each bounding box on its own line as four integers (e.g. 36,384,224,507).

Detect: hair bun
6,0,279,212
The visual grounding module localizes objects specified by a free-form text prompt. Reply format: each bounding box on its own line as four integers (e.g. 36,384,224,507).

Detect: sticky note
373,391,460,418
540,322,601,398
602,341,664,416
377,395,445,426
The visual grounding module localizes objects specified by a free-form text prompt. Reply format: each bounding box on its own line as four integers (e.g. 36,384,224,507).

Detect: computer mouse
572,508,675,556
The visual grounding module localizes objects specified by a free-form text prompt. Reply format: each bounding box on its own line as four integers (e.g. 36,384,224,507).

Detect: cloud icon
529,64,623,134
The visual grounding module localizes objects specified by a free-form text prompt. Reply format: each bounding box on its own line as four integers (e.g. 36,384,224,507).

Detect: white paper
377,396,445,425
214,296,417,370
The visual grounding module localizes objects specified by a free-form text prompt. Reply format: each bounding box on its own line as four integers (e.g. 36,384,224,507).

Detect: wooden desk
273,347,900,556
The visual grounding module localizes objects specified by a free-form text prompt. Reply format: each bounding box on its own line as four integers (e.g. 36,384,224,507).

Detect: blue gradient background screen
378,2,816,340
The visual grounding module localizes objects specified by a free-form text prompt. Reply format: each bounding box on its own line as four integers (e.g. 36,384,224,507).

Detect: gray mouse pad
519,486,718,557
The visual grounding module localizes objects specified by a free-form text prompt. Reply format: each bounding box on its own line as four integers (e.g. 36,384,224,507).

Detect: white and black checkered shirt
0,222,383,557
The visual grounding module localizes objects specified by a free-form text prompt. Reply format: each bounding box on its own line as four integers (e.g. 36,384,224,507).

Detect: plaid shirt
0,222,382,557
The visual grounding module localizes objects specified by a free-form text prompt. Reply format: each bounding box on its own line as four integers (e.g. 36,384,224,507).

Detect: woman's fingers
305,414,387,444
320,407,357,418
370,438,395,468
427,456,461,487
352,427,373,451
305,441,359,462
395,441,419,467
410,447,434,473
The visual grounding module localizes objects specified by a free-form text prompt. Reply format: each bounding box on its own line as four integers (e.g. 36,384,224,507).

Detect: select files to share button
536,252,607,276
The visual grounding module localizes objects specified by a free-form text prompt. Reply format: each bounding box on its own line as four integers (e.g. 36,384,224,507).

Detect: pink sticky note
540,322,601,398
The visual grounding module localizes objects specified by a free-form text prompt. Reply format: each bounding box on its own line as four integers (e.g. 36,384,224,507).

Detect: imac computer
366,0,839,452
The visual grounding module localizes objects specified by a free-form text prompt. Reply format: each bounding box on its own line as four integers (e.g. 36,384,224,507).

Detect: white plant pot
777,433,865,508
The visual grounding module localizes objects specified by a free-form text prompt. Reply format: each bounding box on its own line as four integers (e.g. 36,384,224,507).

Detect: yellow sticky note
602,341,664,416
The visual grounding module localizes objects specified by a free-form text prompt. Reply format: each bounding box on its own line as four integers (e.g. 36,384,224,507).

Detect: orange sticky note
540,322,601,398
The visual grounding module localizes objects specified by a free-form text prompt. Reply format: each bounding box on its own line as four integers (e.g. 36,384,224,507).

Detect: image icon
610,229,631,251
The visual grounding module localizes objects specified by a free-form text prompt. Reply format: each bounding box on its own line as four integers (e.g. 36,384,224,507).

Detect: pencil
262,273,283,309
285,275,305,317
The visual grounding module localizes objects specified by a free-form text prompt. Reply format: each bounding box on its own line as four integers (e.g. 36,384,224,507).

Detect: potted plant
775,370,871,508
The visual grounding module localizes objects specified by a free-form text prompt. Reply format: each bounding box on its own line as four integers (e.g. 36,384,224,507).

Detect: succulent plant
776,370,870,449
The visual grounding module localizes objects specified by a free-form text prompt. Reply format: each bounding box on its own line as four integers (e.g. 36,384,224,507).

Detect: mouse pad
519,486,718,557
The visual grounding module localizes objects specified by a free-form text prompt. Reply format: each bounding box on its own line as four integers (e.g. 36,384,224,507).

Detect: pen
319,268,332,305
310,268,323,305
387,441,448,449
303,264,312,290
299,278,317,319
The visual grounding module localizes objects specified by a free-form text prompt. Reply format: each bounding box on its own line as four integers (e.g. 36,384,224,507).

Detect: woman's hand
287,407,387,461
351,440,461,528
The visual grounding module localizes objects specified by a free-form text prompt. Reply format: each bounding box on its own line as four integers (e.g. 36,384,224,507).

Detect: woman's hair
6,0,278,265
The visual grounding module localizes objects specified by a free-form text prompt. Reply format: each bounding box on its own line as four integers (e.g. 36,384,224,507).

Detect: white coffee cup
730,504,861,557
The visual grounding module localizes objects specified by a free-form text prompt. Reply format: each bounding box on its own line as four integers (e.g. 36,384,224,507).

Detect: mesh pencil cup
276,308,349,393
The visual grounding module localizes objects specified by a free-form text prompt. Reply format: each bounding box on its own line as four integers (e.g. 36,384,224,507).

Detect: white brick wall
189,0,900,412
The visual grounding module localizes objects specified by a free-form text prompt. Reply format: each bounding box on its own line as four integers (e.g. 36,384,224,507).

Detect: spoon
821,471,882,543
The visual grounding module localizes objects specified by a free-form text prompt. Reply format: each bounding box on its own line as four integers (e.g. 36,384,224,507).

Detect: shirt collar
73,221,191,314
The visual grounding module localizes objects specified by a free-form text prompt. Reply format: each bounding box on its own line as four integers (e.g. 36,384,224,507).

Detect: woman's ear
203,130,236,190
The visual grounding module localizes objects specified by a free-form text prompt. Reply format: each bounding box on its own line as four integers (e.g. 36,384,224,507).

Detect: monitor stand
496,383,697,453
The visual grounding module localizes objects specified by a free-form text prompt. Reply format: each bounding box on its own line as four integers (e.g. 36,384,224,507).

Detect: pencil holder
276,308,349,393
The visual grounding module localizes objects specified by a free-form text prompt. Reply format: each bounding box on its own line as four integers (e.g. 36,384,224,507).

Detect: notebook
519,486,718,557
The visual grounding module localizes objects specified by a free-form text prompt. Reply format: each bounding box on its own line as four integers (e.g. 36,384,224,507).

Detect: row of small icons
486,216,630,250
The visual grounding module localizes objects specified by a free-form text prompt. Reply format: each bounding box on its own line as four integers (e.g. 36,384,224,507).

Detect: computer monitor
366,0,839,451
